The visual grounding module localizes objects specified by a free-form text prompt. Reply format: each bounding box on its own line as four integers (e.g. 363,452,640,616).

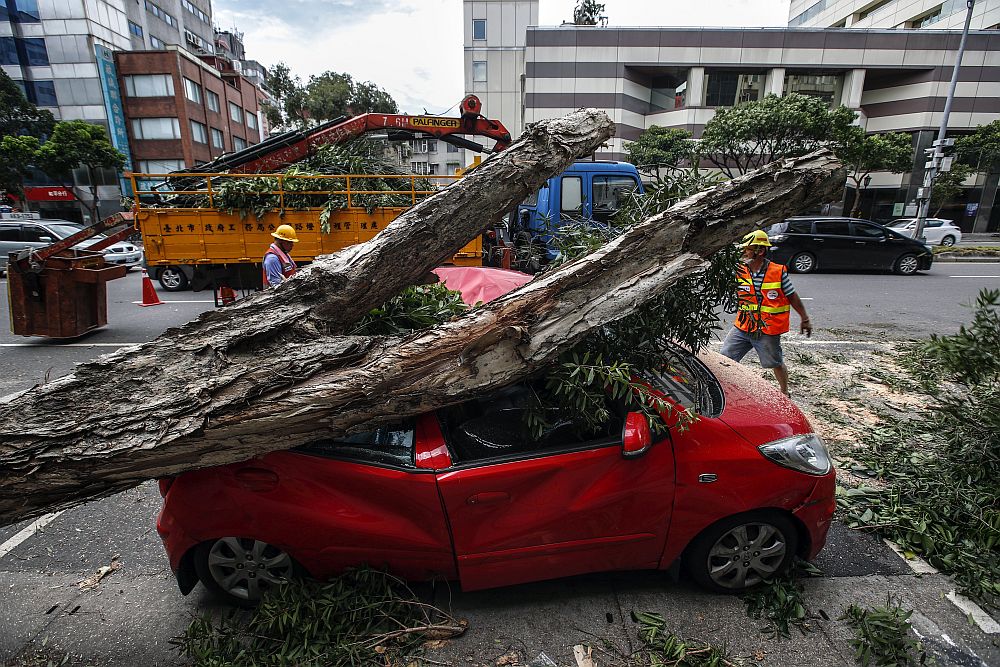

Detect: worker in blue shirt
262,225,299,287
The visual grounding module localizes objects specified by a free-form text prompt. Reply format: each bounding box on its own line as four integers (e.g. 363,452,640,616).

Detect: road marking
0,343,141,347
948,275,1000,278
946,591,1000,634
884,539,939,574
0,511,64,560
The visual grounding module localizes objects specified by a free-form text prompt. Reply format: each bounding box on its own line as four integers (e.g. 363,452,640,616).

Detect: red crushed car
156,268,835,604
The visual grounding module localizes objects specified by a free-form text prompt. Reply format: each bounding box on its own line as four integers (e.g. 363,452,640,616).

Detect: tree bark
0,129,844,527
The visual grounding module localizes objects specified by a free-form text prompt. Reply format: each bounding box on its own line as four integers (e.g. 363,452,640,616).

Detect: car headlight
758,434,831,475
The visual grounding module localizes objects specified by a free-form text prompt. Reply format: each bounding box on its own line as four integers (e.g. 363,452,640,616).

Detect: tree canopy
955,119,1000,171
0,135,40,207
833,127,913,216
572,0,605,25
262,63,399,131
34,120,125,221
625,127,696,174
0,70,55,140
699,93,856,178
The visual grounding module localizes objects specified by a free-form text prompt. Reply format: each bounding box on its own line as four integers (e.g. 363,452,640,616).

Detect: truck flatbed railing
128,172,462,212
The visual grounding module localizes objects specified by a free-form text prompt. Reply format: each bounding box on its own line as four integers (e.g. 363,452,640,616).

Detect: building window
409,161,429,175
23,80,56,106
205,89,220,112
857,0,892,22
427,140,437,153
145,1,177,27
6,0,40,23
124,74,174,97
180,0,209,23
446,162,460,174
128,21,144,38
183,77,202,104
705,72,762,107
184,30,207,51
909,4,950,28
131,117,181,140
210,127,224,149
233,136,247,151
20,37,49,66
150,35,166,49
784,73,842,106
788,0,826,27
472,19,486,40
138,159,184,173
245,112,257,130
0,37,17,65
447,143,459,153
190,120,208,143
472,61,487,83
228,102,242,123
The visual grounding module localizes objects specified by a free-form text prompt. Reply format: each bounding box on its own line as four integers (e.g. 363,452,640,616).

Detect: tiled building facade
788,0,1000,30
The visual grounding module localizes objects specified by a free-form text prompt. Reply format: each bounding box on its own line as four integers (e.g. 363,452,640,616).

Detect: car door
921,220,943,244
810,219,853,268
849,221,891,269
434,386,675,591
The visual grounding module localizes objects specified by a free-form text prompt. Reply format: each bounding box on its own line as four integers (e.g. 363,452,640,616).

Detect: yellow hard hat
739,230,771,248
272,224,299,243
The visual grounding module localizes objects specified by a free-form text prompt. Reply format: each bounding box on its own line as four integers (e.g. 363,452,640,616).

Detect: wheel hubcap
942,237,955,246
706,523,787,589
207,537,293,601
794,255,813,272
899,256,918,273
162,270,182,288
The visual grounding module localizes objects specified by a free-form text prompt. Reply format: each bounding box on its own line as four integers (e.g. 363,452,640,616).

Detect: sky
212,0,791,115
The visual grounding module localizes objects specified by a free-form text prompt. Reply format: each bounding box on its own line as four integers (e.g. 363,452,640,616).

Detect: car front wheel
894,253,920,275
685,512,798,592
157,266,189,291
194,537,295,606
790,252,816,274
940,235,956,247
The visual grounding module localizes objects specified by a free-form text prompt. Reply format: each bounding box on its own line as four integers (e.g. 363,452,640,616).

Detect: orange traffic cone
138,268,163,307
218,284,236,306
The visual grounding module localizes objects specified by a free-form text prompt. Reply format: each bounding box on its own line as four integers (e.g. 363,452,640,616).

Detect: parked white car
887,218,962,246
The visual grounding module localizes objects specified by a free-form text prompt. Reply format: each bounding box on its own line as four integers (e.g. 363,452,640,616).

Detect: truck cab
514,161,643,261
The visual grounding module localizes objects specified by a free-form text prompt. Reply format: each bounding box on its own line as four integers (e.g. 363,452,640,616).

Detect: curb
932,255,1000,262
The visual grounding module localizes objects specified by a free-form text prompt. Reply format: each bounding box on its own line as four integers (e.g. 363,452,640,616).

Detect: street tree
0,135,40,210
931,162,973,216
0,106,845,526
625,126,696,175
34,120,125,223
0,70,55,140
834,126,913,217
260,62,309,130
955,119,1000,172
573,0,605,25
699,93,856,179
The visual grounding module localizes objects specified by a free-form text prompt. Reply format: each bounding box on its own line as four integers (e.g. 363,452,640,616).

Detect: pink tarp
431,266,533,305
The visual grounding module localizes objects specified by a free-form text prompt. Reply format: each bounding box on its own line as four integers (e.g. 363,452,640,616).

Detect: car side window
814,221,850,235
851,223,885,239
20,225,49,242
295,421,416,468
786,220,812,233
0,225,21,242
926,221,942,228
439,384,623,463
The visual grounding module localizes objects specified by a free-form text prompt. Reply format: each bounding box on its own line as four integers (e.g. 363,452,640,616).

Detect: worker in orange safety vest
263,224,299,288
720,230,812,397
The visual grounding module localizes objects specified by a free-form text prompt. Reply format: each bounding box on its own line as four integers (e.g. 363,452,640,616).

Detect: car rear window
295,421,416,468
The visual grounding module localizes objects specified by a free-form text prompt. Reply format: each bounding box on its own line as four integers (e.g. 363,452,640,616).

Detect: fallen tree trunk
0,138,844,526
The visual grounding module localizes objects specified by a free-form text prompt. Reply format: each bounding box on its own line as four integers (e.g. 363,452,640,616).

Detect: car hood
698,350,814,446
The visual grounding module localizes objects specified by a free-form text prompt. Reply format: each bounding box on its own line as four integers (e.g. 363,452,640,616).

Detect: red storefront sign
24,187,77,202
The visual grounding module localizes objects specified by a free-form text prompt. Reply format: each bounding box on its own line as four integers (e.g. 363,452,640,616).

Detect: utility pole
914,0,975,241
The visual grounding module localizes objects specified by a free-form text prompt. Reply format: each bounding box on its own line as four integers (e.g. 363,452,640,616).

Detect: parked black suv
767,217,933,275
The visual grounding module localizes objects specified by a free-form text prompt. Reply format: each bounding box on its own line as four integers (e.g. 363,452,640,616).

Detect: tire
894,253,919,275
790,252,816,274
684,512,798,593
194,537,295,606
940,235,956,247
157,266,189,291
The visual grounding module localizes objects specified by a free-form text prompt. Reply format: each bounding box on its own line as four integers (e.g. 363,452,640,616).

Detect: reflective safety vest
735,261,791,336
262,243,297,287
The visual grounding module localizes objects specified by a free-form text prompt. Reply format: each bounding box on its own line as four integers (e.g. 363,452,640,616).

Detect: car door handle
854,241,867,244
811,238,824,242
466,492,510,506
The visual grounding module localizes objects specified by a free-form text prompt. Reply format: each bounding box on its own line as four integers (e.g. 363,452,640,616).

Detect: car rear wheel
941,235,956,247
894,253,920,275
157,266,189,291
685,512,798,592
790,252,816,274
194,537,295,606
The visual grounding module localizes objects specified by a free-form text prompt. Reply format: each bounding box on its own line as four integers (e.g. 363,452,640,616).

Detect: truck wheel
157,266,189,291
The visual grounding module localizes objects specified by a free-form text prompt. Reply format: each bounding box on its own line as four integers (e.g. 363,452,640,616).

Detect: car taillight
158,478,175,497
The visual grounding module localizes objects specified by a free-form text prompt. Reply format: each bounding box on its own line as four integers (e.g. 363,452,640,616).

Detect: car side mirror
38,236,53,242
622,412,653,458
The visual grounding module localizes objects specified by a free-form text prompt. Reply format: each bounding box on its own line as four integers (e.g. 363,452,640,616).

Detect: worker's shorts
720,327,785,369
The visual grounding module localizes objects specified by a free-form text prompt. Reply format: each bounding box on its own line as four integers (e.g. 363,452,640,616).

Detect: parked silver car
0,218,143,275
887,218,962,246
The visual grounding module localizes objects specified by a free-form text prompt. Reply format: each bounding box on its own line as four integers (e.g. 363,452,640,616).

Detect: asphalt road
1,263,999,666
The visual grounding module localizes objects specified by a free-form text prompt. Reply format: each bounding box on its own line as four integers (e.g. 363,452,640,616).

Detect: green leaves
354,282,469,336
629,610,737,666
172,568,463,667
740,567,816,639
843,597,925,667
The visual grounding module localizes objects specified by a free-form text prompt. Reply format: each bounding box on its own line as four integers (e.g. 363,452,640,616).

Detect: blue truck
496,161,644,271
